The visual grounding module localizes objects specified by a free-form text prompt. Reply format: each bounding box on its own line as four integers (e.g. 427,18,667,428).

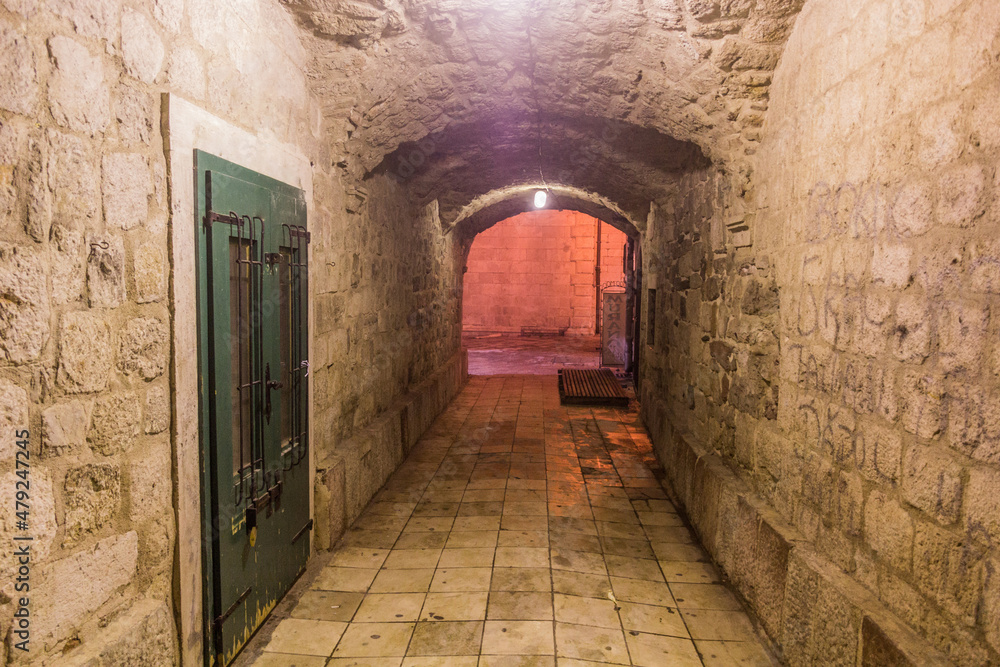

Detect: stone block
889,182,933,237
753,515,792,639
0,471,56,584
49,0,121,45
912,522,985,624
25,137,49,243
49,221,86,305
864,490,913,572
859,422,901,483
0,244,50,364
712,36,780,71
102,153,150,230
113,82,155,146
947,385,1000,464
937,162,985,228
63,463,121,546
86,235,125,308
891,295,930,362
0,25,37,116
153,0,183,33
121,10,164,83
872,243,912,289
33,531,138,647
79,600,175,666
127,446,170,523
899,370,946,440
47,35,109,135
57,312,113,393
781,551,859,665
937,301,989,374
47,129,100,225
118,317,167,380
42,400,89,458
901,445,963,525
144,385,169,435
167,46,207,100
0,379,27,462
134,241,166,303
88,392,141,455
964,466,1000,547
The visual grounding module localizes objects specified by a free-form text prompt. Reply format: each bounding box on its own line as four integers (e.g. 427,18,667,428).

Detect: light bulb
534,190,548,208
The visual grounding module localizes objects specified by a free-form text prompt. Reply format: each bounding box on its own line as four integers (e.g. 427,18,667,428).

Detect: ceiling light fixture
534,189,548,209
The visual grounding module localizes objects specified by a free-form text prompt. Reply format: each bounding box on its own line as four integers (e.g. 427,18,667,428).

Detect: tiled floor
464,334,604,375
244,375,776,667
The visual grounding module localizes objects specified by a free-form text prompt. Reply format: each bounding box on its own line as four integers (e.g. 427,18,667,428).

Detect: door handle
264,363,283,423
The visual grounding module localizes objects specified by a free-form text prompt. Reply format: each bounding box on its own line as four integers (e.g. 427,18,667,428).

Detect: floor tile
430,567,493,592
447,531,499,548
421,592,489,621
496,530,548,548
291,591,364,622
554,622,629,663
625,632,703,667
682,609,759,641
487,592,553,620
333,622,415,657
670,583,743,611
553,594,620,628
477,656,555,667
550,549,606,575
369,569,435,594
395,532,450,550
252,653,328,666
651,542,707,562
490,568,551,592
454,516,503,532
264,618,347,656
618,601,688,636
659,561,722,584
313,567,379,593
695,639,778,666
481,621,554,655
354,593,426,622
551,571,611,599
330,548,391,569
403,657,478,666
439,548,495,568
609,576,676,606
604,554,665,582
383,549,443,569
494,547,548,568
408,621,484,655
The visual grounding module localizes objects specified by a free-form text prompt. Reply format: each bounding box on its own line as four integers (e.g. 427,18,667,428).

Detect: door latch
264,363,284,423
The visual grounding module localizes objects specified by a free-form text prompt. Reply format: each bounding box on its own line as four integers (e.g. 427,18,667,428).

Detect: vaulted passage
3,0,1000,665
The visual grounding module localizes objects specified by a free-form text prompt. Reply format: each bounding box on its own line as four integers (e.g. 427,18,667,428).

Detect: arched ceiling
284,0,806,215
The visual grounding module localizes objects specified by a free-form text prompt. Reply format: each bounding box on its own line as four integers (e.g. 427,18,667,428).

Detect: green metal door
195,151,311,666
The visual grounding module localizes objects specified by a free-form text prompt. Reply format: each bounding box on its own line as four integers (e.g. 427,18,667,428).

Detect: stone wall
463,211,625,335
311,178,465,450
0,1,465,664
640,0,1000,664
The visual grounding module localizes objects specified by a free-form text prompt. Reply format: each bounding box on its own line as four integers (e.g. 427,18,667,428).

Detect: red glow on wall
463,210,627,334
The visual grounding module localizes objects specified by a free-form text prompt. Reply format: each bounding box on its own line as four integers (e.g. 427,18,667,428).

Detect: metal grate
558,368,629,407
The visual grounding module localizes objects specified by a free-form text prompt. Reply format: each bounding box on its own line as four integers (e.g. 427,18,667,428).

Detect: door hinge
292,519,314,545
213,586,253,658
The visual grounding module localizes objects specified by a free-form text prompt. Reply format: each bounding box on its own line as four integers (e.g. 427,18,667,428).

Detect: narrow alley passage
242,376,775,666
